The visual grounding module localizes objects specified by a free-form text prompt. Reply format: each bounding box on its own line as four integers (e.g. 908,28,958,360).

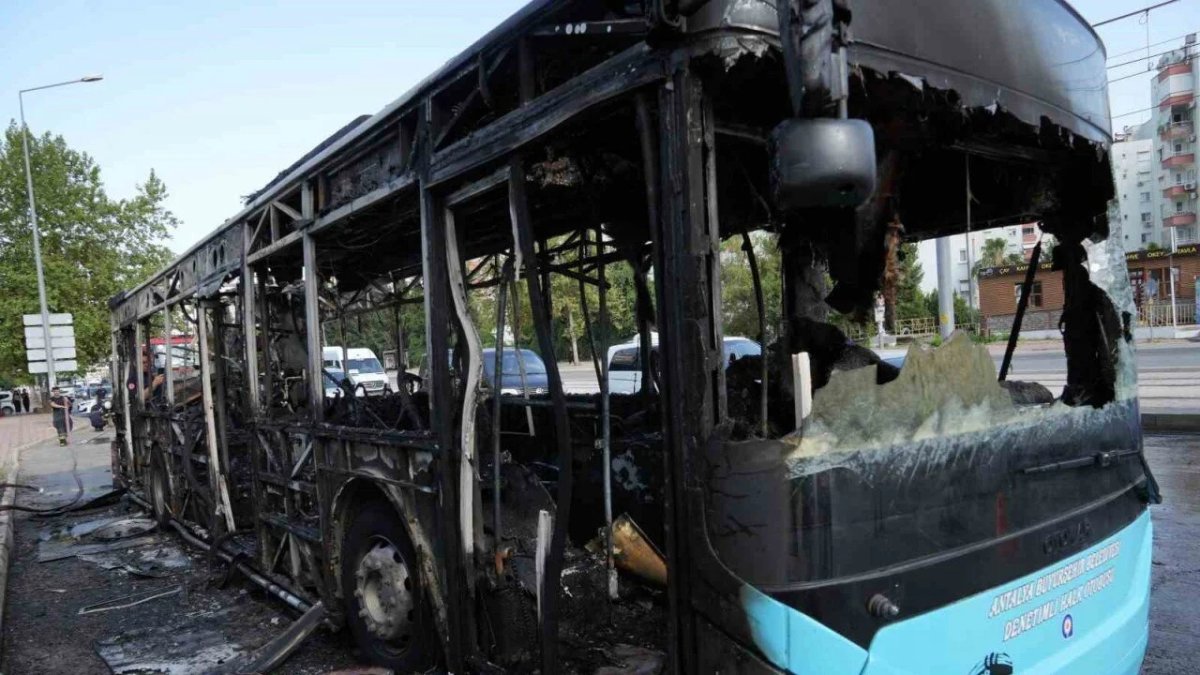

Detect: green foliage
1146,241,1162,252
895,243,929,320
971,236,1024,278
720,232,782,342
923,289,980,327
0,122,175,383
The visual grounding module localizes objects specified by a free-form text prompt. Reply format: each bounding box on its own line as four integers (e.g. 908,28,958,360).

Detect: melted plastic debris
787,333,1016,459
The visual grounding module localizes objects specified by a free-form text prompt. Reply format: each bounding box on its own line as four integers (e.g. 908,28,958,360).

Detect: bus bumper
861,510,1152,675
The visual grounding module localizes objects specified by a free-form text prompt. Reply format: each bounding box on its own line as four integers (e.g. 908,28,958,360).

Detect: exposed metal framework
107,1,1122,672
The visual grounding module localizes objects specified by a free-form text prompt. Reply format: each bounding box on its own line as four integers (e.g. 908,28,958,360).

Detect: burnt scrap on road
106,1,1153,673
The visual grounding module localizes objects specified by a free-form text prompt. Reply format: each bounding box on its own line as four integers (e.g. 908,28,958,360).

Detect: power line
1092,0,1180,28
1108,44,1192,70
1109,53,1198,84
1109,88,1197,120
1106,30,1198,59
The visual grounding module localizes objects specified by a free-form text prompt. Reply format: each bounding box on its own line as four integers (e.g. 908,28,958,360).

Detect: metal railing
843,317,979,343
1137,300,1197,327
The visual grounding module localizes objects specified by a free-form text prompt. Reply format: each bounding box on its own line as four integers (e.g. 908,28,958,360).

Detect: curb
1142,413,1200,434
0,446,24,657
0,431,49,660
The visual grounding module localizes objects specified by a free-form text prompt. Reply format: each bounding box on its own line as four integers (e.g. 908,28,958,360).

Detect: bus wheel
341,501,433,670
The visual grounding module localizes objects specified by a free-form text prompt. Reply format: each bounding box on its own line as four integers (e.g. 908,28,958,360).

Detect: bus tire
341,500,434,670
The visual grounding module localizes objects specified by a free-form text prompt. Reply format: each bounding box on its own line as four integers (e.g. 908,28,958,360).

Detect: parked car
323,347,389,395
75,395,110,415
323,367,350,398
0,391,15,416
480,348,549,395
606,333,762,395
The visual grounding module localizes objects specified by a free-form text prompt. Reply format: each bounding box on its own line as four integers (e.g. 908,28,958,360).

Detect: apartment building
917,224,1035,306
1112,36,1198,250
1153,39,1198,246
1112,122,1158,248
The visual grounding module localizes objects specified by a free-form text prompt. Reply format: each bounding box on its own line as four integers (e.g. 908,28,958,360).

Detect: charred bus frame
109,1,1135,672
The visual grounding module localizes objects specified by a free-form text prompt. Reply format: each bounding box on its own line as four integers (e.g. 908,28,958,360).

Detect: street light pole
17,75,103,389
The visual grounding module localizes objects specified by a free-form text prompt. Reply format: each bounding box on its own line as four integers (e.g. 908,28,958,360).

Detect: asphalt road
554,342,1200,400
1141,433,1200,674
1002,342,1200,376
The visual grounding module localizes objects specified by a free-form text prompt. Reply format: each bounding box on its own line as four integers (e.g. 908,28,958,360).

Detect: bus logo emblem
1062,614,1074,638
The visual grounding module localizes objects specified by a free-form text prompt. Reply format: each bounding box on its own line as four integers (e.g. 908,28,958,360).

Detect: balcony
1162,153,1195,169
1160,92,1194,110
1163,184,1197,198
1160,121,1194,139
1163,211,1197,227
1158,62,1193,81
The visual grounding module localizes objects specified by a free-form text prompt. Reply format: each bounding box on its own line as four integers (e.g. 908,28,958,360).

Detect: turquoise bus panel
862,511,1151,675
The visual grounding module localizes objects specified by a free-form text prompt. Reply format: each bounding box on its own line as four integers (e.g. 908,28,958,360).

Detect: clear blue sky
0,0,1196,255
0,0,528,253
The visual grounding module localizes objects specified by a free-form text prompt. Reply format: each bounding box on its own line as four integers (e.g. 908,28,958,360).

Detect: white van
323,347,389,396
606,333,762,395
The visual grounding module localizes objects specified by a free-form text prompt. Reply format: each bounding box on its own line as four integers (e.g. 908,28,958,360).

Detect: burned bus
108,0,1156,672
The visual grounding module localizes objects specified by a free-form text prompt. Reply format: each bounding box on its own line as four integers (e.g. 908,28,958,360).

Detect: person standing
49,387,71,446
20,388,30,414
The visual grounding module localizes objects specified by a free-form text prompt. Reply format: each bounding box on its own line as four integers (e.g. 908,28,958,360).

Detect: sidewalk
0,413,57,476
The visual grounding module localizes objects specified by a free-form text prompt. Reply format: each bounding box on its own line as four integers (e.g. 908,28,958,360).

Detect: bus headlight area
100,0,1157,672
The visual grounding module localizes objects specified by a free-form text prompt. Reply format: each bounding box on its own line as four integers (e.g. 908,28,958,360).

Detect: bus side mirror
769,118,876,211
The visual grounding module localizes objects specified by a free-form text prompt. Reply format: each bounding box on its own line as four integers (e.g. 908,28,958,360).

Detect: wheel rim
354,537,415,644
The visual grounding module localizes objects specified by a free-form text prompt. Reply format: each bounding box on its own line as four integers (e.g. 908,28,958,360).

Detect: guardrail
1138,300,1197,327
843,317,979,343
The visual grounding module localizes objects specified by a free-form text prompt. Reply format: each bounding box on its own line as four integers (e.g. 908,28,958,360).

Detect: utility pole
18,75,104,389
936,236,956,339
1169,227,1178,330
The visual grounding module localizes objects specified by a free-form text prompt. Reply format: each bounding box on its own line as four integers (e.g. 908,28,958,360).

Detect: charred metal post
304,233,324,420
597,227,615,598
742,233,769,436
163,306,174,408
212,303,231,472
634,93,660,405
259,272,274,415
419,118,468,667
393,283,406,371
509,154,573,674
134,321,145,411
655,65,717,674
491,258,513,556
578,228,617,598
444,207,483,574
199,300,238,532
242,222,261,410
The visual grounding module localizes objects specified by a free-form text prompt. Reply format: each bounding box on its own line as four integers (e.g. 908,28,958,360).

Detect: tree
0,122,176,383
895,242,929,320
720,232,782,343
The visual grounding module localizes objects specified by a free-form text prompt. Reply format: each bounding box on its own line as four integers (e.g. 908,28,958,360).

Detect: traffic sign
28,360,78,374
23,335,76,350
24,325,74,340
26,347,77,362
22,313,72,326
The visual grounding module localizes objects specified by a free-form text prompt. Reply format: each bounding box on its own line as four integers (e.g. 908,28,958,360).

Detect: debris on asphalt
94,598,285,674
89,517,158,541
78,584,183,615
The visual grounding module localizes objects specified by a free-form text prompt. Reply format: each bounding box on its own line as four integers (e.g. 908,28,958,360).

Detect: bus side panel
862,511,1152,675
